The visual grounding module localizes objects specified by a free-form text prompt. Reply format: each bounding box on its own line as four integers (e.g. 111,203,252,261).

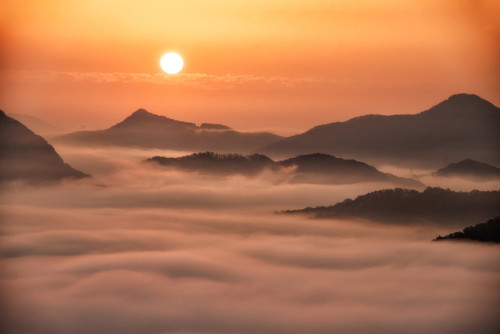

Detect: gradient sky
1,0,499,134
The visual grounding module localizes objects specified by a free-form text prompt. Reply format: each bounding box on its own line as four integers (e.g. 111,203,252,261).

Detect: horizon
4,92,497,136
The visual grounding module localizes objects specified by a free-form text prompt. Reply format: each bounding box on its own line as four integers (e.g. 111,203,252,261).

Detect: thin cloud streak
2,70,409,91
2,70,324,90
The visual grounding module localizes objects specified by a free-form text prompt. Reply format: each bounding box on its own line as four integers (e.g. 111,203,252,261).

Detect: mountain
434,159,500,180
146,152,424,187
147,152,274,176
282,187,500,226
434,217,500,243
279,153,422,187
0,110,89,182
8,113,61,134
54,109,282,153
260,94,500,168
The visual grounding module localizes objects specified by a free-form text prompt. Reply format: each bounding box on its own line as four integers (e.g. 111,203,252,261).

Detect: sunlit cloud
2,199,500,334
1,147,499,334
2,70,324,91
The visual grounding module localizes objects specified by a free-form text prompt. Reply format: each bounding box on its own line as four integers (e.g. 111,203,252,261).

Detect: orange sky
1,0,499,134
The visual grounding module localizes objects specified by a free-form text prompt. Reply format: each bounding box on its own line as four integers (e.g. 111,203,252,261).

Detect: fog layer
1,147,499,334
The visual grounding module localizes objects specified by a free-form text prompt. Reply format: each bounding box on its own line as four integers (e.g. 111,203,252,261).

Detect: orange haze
1,0,499,134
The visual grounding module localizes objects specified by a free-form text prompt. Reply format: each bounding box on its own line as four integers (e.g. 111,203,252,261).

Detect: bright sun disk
160,52,183,74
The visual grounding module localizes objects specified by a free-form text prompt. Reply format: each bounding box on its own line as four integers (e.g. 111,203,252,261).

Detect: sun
160,52,184,74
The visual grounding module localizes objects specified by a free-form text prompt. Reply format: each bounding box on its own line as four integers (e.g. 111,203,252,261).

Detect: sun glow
160,52,184,74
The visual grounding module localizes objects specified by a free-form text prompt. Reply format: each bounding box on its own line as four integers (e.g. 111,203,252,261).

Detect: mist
1,146,499,334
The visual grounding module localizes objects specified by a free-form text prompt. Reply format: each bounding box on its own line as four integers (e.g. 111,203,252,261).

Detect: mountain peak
444,93,497,108
443,93,496,109
127,108,161,121
436,158,500,179
131,108,151,116
111,109,196,130
420,93,499,118
447,93,482,102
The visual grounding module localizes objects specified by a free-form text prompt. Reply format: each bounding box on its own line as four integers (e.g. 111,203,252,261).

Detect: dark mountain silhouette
146,152,424,187
434,159,500,180
147,152,274,176
279,153,422,187
434,217,500,243
54,109,282,153
8,113,61,134
282,187,500,226
260,94,500,168
0,110,89,182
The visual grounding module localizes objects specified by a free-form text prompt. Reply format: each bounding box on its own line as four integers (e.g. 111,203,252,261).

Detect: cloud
1,147,500,334
1,229,177,258
57,251,241,282
2,70,323,91
3,69,408,92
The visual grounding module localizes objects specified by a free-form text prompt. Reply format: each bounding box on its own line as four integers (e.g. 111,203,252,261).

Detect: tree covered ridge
146,152,423,187
434,217,500,243
282,187,500,226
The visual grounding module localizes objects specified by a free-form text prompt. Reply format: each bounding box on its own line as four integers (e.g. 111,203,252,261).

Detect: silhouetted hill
435,159,500,180
434,217,500,243
260,94,500,168
147,152,274,176
278,153,423,187
282,187,500,226
146,152,424,187
110,109,197,131
54,109,282,153
0,110,89,182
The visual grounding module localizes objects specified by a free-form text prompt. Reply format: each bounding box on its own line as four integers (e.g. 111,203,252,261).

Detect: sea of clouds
1,146,499,334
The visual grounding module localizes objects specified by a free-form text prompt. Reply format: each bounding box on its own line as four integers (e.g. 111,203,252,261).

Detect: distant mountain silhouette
8,113,60,134
260,94,500,168
434,217,500,243
279,153,422,187
146,152,423,187
434,159,500,180
0,110,89,182
282,187,500,226
54,109,282,153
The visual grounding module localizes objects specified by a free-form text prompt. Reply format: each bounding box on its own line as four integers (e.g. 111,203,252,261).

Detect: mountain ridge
259,94,500,168
146,152,423,187
110,108,197,131
434,217,500,243
435,159,500,180
54,109,282,153
282,187,500,226
0,110,89,182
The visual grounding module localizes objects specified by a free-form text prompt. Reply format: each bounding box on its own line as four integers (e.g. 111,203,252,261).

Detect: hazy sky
1,0,499,133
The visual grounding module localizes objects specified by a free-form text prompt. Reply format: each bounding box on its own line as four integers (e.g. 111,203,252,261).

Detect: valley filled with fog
1,145,499,334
